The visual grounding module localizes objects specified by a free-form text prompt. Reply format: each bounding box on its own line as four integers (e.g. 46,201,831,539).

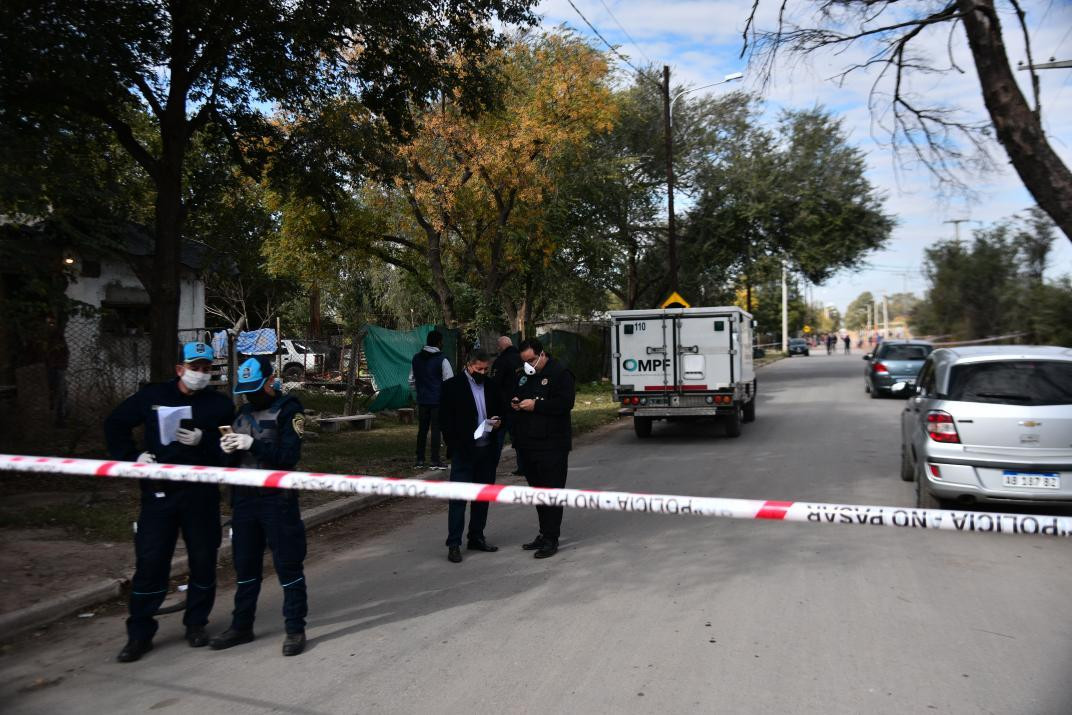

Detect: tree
743,0,1072,243
1,0,535,378
845,292,876,331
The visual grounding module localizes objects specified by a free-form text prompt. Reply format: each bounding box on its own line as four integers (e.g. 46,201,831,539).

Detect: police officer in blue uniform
104,341,234,663
209,356,309,657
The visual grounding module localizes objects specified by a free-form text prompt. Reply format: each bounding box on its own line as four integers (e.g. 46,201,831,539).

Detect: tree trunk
149,135,184,381
958,0,1072,243
309,285,321,337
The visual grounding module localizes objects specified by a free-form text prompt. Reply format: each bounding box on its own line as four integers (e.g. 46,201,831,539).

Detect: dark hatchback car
788,338,810,356
865,340,933,398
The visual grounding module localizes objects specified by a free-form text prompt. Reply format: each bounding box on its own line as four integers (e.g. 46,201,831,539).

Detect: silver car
899,346,1072,509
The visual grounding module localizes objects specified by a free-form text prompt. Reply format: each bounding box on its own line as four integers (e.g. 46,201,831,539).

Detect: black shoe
534,540,559,559
431,462,447,470
414,462,426,470
209,628,255,650
522,535,546,551
282,631,306,657
467,540,498,552
185,626,209,648
116,638,153,663
447,546,462,563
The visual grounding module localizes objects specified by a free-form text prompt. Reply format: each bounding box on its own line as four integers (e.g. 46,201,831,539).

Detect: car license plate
1002,471,1060,489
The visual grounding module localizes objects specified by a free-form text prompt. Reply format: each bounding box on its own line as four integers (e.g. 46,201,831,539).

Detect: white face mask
180,368,211,391
523,356,541,376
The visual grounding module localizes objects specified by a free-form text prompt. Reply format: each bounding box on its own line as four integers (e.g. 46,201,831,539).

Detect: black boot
522,535,546,551
534,539,559,559
117,638,153,663
209,628,255,650
447,546,462,563
282,631,306,657
185,626,209,648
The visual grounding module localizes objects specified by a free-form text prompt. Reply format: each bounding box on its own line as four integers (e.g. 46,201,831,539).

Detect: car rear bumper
923,458,1072,503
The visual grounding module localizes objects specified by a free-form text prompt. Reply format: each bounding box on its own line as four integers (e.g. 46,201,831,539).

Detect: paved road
4,353,1071,714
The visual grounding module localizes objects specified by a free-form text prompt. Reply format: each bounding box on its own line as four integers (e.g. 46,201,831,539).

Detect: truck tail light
872,361,889,374
926,411,961,443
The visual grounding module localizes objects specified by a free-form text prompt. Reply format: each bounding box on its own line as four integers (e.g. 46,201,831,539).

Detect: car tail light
926,411,961,443
928,464,942,479
631,396,640,405
622,398,629,406
872,361,889,374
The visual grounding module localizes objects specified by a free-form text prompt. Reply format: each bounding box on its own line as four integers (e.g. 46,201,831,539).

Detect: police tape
2,453,1070,539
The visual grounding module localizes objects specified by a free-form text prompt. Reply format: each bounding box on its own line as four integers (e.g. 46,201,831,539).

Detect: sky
535,0,1072,314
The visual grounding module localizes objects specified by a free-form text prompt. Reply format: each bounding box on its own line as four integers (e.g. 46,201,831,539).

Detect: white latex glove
136,452,156,463
175,427,203,446
221,433,254,453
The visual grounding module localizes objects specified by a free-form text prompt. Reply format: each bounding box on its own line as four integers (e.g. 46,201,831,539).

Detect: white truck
609,306,757,438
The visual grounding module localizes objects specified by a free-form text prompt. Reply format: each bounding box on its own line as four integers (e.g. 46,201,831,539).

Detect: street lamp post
663,67,743,294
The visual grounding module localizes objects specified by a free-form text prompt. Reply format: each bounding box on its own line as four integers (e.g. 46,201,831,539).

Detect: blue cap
181,341,214,363
234,356,274,394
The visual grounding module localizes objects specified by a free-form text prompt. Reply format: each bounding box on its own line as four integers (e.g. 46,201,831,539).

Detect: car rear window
878,344,931,360
947,361,1072,406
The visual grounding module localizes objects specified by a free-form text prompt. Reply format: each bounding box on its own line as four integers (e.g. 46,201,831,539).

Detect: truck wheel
742,397,756,423
633,416,653,438
282,363,305,382
724,406,742,438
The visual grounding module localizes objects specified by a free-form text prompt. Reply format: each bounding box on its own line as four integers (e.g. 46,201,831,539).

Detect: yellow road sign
803,325,812,333
660,292,690,309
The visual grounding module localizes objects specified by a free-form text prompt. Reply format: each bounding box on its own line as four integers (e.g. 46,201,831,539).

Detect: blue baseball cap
234,356,275,394
181,341,214,363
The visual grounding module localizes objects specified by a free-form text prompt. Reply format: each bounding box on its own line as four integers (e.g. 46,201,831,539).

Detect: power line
564,0,660,88
596,0,652,66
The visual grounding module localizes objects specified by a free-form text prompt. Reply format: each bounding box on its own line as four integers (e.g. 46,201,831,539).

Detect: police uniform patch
519,376,528,386
292,413,306,437
541,378,549,386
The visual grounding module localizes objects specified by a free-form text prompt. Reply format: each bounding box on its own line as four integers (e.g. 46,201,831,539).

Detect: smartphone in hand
218,425,234,436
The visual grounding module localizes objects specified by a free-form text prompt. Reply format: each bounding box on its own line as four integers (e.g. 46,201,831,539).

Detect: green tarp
362,324,459,412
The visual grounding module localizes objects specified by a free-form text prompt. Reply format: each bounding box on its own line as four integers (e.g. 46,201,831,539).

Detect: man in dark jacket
104,341,234,663
410,330,453,470
511,338,575,559
210,356,309,657
438,352,504,563
490,335,523,467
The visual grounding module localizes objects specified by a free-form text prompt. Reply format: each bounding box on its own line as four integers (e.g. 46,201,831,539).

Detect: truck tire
633,416,653,438
282,363,306,382
742,397,756,423
724,405,742,438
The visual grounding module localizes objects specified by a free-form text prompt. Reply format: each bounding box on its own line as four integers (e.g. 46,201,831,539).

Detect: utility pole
943,218,972,242
662,65,678,294
781,261,788,353
882,293,889,337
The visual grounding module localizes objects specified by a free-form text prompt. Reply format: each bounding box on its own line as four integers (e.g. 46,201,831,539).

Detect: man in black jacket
490,335,523,469
511,338,575,559
104,341,234,663
439,352,503,563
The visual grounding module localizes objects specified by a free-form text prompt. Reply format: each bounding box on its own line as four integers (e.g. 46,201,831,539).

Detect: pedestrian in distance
210,356,310,657
439,352,504,563
843,335,851,354
511,338,576,559
104,341,234,663
490,335,523,471
410,330,453,470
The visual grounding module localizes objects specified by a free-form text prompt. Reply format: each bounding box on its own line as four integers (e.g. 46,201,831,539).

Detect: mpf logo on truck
623,358,668,372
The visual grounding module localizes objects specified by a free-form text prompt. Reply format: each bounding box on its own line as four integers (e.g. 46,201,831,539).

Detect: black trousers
416,404,441,463
517,448,569,540
445,443,499,547
127,485,221,640
230,488,308,635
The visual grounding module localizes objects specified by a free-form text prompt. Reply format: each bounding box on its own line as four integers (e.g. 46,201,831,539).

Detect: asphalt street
3,353,1070,714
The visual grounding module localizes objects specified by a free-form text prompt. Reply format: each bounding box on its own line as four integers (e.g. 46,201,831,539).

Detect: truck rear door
676,313,734,390
615,314,672,392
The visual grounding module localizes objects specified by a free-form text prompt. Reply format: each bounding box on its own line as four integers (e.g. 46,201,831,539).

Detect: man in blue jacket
104,341,234,663
210,356,309,657
410,330,453,470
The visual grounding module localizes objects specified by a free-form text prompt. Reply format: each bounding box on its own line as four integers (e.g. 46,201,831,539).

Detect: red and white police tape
2,453,1070,539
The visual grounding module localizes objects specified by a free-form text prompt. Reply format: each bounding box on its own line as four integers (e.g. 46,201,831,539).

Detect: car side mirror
862,354,872,361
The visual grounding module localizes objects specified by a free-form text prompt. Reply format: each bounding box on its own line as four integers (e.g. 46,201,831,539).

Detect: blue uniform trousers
230,488,308,634
127,485,221,640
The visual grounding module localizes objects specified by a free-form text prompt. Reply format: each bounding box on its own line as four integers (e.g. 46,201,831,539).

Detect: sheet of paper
473,419,495,440
156,405,192,446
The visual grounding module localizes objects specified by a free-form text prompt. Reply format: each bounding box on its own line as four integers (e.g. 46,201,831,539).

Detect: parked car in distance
898,345,1072,509
788,338,810,356
864,340,933,398
279,339,326,381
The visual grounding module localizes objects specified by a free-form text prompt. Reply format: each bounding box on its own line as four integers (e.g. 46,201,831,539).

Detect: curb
0,492,391,640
